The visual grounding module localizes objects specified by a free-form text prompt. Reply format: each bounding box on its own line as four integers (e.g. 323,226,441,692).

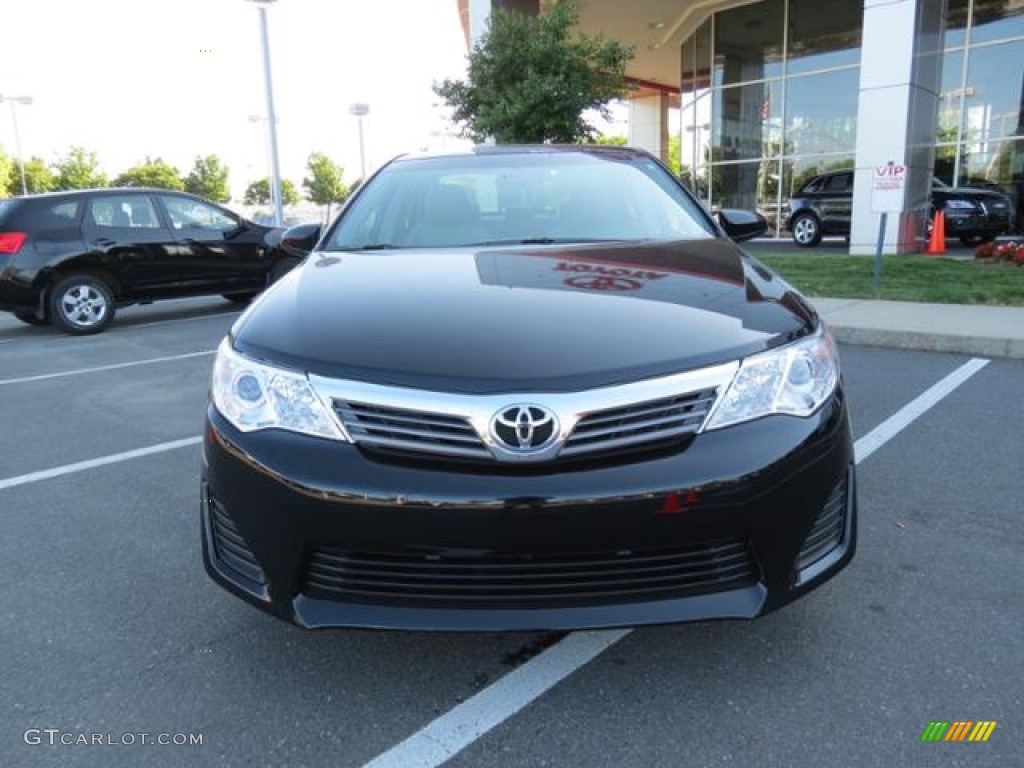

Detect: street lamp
248,114,279,212
246,0,284,226
349,103,369,180
0,94,33,196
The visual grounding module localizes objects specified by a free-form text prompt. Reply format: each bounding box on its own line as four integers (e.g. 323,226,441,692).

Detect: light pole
0,94,33,196
248,114,278,214
246,0,283,226
349,103,369,180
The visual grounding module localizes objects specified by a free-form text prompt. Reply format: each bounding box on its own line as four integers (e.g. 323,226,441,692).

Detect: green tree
244,177,299,206
22,157,56,194
0,151,13,196
434,0,633,143
592,134,683,176
184,154,232,202
302,152,348,220
667,134,681,176
114,157,184,190
53,147,108,190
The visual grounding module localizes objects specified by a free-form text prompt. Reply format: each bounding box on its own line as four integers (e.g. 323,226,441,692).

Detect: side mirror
281,223,322,257
717,209,767,243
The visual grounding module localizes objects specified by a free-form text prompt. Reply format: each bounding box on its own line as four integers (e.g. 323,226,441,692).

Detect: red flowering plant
974,240,1024,264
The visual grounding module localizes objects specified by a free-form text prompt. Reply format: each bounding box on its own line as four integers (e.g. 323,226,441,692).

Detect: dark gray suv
785,170,1015,247
786,171,853,247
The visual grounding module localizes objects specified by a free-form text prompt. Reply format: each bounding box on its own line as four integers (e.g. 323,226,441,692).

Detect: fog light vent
796,477,847,572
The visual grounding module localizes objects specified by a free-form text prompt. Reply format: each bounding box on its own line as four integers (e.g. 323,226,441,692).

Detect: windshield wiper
334,243,399,251
469,237,623,246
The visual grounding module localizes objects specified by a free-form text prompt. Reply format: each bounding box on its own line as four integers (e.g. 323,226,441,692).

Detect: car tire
14,310,50,326
791,214,822,247
48,274,116,335
959,234,995,246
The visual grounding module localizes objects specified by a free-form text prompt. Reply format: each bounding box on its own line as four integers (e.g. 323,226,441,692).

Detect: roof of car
392,143,654,163
12,188,206,201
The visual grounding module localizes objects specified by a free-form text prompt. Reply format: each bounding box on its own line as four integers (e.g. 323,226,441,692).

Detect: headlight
704,328,839,431
210,338,349,440
945,199,977,210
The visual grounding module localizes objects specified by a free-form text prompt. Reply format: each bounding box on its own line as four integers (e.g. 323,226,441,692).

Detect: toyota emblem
490,405,558,452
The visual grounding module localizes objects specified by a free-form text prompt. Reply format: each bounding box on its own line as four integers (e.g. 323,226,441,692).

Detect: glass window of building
963,39,1024,144
945,0,971,48
787,0,862,74
969,0,1024,44
712,82,782,161
712,0,784,86
784,69,860,156
938,49,966,140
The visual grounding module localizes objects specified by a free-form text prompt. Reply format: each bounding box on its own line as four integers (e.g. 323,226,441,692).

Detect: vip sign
871,163,907,213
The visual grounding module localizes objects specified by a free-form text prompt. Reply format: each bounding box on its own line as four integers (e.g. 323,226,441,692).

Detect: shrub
974,240,1024,264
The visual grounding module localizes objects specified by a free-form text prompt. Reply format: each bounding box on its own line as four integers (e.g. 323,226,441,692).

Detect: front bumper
201,391,856,632
943,209,1011,237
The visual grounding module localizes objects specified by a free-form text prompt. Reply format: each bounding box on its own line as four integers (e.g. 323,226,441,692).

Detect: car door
818,172,853,235
156,195,272,291
81,193,185,298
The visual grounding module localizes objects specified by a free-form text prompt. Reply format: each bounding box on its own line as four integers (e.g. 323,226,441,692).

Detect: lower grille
796,477,848,571
207,497,266,585
302,538,758,608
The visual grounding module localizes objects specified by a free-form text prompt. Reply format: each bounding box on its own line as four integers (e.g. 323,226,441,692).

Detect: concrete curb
810,297,1024,359
827,325,1024,359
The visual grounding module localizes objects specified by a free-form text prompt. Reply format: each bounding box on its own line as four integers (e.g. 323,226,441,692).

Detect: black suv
0,189,300,334
785,171,1015,247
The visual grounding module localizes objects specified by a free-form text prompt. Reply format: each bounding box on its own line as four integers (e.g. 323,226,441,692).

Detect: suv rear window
0,199,19,225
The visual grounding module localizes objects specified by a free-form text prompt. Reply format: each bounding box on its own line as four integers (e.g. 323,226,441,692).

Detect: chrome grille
311,361,737,465
563,387,717,457
302,538,758,607
333,401,491,459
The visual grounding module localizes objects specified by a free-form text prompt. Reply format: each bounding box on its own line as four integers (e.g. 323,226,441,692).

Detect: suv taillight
0,232,27,254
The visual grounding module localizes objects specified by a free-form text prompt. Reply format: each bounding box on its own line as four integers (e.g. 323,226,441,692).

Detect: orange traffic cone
925,210,946,255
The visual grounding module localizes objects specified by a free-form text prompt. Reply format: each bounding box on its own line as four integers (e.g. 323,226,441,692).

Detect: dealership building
459,0,1024,253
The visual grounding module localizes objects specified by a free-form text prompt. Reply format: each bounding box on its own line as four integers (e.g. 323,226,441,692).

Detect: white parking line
0,350,215,385
0,308,240,347
124,309,241,330
0,436,202,492
853,357,990,464
363,630,631,768
360,356,991,768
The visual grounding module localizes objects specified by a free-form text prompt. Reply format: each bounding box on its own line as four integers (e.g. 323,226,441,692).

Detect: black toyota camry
201,145,856,632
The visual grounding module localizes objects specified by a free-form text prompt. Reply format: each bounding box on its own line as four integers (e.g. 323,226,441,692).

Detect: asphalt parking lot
1,297,1021,768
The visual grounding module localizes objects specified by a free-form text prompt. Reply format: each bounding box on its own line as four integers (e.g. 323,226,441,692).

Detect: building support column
850,0,945,254
628,92,671,165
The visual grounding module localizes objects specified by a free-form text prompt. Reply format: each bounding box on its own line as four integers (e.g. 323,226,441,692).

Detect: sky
0,0,474,200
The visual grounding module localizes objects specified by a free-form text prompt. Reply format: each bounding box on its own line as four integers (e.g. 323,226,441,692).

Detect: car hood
232,239,817,393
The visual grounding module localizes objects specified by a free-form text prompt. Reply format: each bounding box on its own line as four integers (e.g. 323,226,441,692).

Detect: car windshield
324,150,716,251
